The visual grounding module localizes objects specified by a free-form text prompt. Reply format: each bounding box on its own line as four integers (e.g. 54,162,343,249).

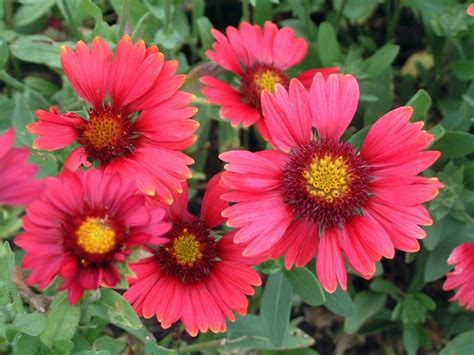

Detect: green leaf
323,286,353,317
362,68,394,125
11,313,47,337
29,151,59,178
370,279,403,298
403,323,419,355
440,330,474,355
422,218,444,251
348,126,370,149
228,315,266,339
93,336,126,354
24,77,59,98
344,291,386,334
364,44,400,78
9,35,63,69
334,0,379,24
397,293,435,324
407,89,432,121
261,272,293,346
0,208,23,239
316,22,342,67
0,241,23,313
424,218,472,282
91,289,143,331
144,342,174,354
430,131,474,158
182,328,314,353
283,267,325,306
14,0,56,28
223,329,314,352
0,38,9,69
450,59,474,81
219,120,240,152
110,0,148,27
253,0,273,26
11,89,48,146
41,293,81,347
14,334,50,355
78,0,103,24
196,16,214,51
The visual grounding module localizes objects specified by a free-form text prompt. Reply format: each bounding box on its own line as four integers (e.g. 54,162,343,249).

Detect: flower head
200,21,338,142
16,169,170,304
220,73,443,293
28,36,198,203
443,242,474,310
124,174,261,336
0,129,44,205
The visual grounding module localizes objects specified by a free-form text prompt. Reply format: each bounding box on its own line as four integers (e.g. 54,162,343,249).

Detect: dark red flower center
79,106,138,164
155,221,218,283
281,139,371,228
63,212,125,265
240,64,289,108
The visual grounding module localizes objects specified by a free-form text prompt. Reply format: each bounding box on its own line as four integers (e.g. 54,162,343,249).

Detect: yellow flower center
303,154,351,203
172,229,202,266
76,218,117,255
83,115,122,150
254,70,283,93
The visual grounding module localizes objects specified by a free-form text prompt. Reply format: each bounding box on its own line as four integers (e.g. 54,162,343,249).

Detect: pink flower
16,169,170,304
444,242,474,310
200,21,339,143
220,73,443,293
28,36,199,203
124,174,261,336
0,129,43,205
468,3,474,16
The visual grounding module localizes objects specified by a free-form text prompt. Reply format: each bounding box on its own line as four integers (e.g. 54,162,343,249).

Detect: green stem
5,0,13,28
0,69,26,91
303,0,316,40
387,0,401,41
118,0,132,37
241,0,250,22
164,0,173,35
61,0,82,40
452,37,467,61
0,70,50,108
334,0,347,31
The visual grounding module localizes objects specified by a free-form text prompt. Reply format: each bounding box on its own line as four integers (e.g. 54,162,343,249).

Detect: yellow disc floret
76,218,117,255
172,229,202,266
83,115,122,150
254,70,283,93
303,154,351,203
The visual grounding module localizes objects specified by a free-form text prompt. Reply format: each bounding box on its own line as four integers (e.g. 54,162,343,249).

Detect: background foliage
0,0,474,354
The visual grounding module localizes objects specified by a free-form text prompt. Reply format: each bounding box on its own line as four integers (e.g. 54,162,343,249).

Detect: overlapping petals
125,174,261,336
220,73,442,292
28,35,198,203
443,243,474,310
16,169,169,304
201,21,338,142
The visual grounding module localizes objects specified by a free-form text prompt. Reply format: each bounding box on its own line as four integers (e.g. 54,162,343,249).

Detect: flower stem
164,0,173,35
241,0,250,22
118,0,132,37
303,0,316,40
61,0,82,40
334,0,348,31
